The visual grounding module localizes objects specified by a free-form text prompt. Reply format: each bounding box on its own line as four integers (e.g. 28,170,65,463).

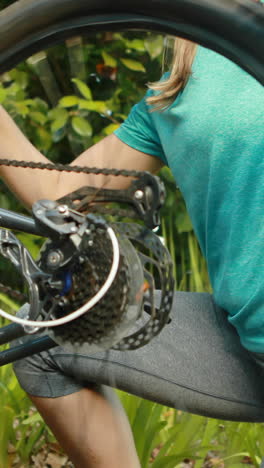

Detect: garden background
0,0,263,466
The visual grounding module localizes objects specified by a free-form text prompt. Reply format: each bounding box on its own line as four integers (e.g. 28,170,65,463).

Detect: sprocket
39,225,145,353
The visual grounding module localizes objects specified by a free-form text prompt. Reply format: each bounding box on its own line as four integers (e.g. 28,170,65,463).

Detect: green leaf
22,412,43,425
103,123,120,135
125,38,145,51
22,99,36,107
71,78,92,100
51,118,67,134
116,36,145,51
48,107,68,120
102,51,117,67
71,116,92,137
0,293,19,311
0,406,15,468
35,127,52,152
93,135,103,144
30,97,49,112
144,35,164,59
132,399,160,460
50,109,69,133
13,101,29,117
0,193,11,210
141,420,167,467
17,233,41,259
51,127,66,143
5,82,21,97
9,69,29,89
59,95,79,108
78,99,108,114
175,211,193,233
120,58,146,72
0,87,7,103
195,419,221,468
29,111,47,125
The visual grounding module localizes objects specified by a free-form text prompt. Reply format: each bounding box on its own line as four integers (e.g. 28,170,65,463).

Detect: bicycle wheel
0,0,264,82
0,0,264,426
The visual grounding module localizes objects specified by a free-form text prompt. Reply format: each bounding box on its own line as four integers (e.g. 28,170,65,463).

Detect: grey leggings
13,292,264,422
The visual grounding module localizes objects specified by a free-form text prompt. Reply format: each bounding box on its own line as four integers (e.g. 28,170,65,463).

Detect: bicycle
0,0,263,436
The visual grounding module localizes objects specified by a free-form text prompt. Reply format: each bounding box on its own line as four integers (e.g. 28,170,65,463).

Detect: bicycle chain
0,282,27,303
0,158,146,178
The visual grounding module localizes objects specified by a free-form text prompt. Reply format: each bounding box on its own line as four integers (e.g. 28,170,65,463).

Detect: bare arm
0,106,162,207
0,106,163,209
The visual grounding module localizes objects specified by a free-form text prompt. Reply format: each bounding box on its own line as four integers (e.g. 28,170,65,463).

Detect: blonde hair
147,38,198,110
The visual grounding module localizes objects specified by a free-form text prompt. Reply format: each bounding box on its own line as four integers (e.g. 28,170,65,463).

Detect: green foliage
117,392,264,467
0,31,164,163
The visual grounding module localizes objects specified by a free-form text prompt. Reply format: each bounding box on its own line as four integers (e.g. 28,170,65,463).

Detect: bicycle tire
0,0,263,84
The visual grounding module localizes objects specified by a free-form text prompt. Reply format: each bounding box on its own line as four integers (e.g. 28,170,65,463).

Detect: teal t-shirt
115,45,264,353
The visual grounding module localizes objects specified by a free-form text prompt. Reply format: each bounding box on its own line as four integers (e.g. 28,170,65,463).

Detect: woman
0,34,264,467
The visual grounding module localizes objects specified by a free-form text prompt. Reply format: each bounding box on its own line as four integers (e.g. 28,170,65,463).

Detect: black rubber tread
0,0,263,84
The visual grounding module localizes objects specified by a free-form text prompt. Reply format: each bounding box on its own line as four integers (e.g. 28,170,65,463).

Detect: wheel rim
0,0,264,82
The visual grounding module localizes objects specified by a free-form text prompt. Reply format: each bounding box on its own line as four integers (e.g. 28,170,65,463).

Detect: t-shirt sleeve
114,89,168,165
